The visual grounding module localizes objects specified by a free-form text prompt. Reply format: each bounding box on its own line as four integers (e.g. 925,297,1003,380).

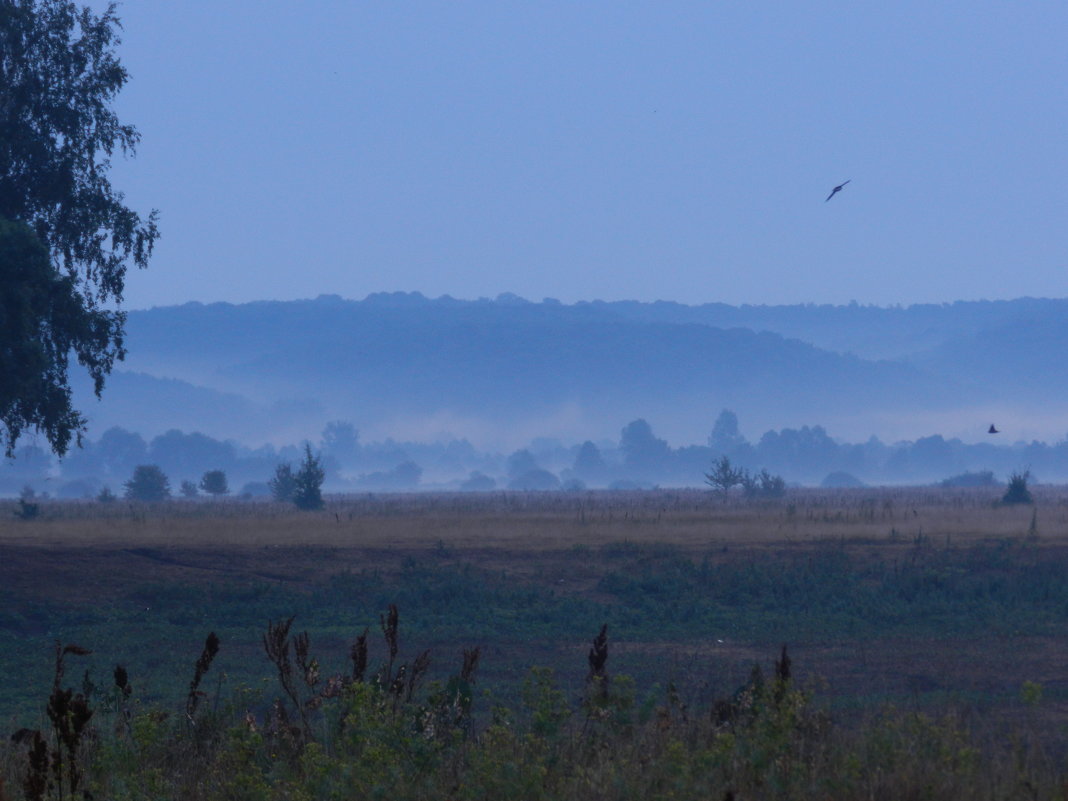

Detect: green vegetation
2,607,1064,800
0,1,159,457
3,536,1068,716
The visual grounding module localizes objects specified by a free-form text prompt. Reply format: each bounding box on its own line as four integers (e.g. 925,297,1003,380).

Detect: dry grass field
1,487,1066,724
0,485,1055,618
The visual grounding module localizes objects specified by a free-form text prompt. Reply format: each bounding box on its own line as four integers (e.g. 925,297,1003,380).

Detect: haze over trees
4,409,1066,499
51,293,1068,460
0,0,158,456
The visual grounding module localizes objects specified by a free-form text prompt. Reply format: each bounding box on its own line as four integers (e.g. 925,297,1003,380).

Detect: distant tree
704,456,743,495
124,464,170,502
268,462,297,503
95,427,148,478
148,430,236,480
56,478,96,499
292,445,325,510
321,421,360,464
392,461,422,488
757,469,786,498
0,3,159,456
620,419,671,472
16,485,39,520
506,449,539,480
460,471,496,491
239,481,271,498
821,471,865,489
3,443,51,480
199,469,229,497
757,425,840,478
355,460,422,490
96,485,116,504
709,409,746,453
179,480,199,498
941,470,998,488
1002,469,1033,505
507,468,561,491
572,441,607,482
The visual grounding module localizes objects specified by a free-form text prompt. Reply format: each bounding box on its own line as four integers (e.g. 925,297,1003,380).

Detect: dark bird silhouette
988,424,999,434
825,179,850,201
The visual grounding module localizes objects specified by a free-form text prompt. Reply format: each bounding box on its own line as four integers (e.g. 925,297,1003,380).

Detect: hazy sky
96,1,1068,310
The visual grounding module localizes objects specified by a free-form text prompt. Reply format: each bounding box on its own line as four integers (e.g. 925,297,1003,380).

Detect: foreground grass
1,623,1064,801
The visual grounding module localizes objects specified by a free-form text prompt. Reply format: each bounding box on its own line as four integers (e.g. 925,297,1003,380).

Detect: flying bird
988,424,999,434
825,179,851,202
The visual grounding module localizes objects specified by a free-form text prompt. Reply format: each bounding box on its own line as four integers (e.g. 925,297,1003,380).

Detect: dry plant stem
587,623,608,691
186,632,220,723
113,664,133,737
263,616,311,739
460,647,480,683
406,649,431,702
350,628,369,683
380,604,399,686
42,643,93,801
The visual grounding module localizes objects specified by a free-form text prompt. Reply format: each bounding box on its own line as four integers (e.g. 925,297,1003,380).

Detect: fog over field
81,292,1068,447
1,291,1059,496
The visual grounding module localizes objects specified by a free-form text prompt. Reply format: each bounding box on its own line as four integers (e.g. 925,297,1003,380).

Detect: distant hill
70,292,1068,448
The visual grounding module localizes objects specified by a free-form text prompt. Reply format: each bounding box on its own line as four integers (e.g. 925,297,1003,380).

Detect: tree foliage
123,464,170,502
0,218,103,455
704,455,743,494
293,445,325,510
0,0,159,456
199,469,229,497
269,462,297,503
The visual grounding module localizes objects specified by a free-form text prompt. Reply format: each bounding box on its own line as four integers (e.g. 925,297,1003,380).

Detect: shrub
742,468,787,499
16,485,39,520
821,471,865,488
1002,470,1033,505
941,470,998,488
507,468,561,491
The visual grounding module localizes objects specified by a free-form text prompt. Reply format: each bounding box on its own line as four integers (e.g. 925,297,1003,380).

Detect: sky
93,1,1068,311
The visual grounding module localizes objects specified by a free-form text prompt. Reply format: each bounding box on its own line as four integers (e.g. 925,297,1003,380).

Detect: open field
2,488,1065,702
3,487,1068,797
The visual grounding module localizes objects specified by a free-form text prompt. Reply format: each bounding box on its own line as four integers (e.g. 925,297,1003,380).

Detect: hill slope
75,292,990,447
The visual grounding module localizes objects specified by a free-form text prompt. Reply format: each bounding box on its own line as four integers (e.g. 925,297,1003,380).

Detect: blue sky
99,1,1068,310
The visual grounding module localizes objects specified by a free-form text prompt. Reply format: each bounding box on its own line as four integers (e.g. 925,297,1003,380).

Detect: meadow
2,487,1067,799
